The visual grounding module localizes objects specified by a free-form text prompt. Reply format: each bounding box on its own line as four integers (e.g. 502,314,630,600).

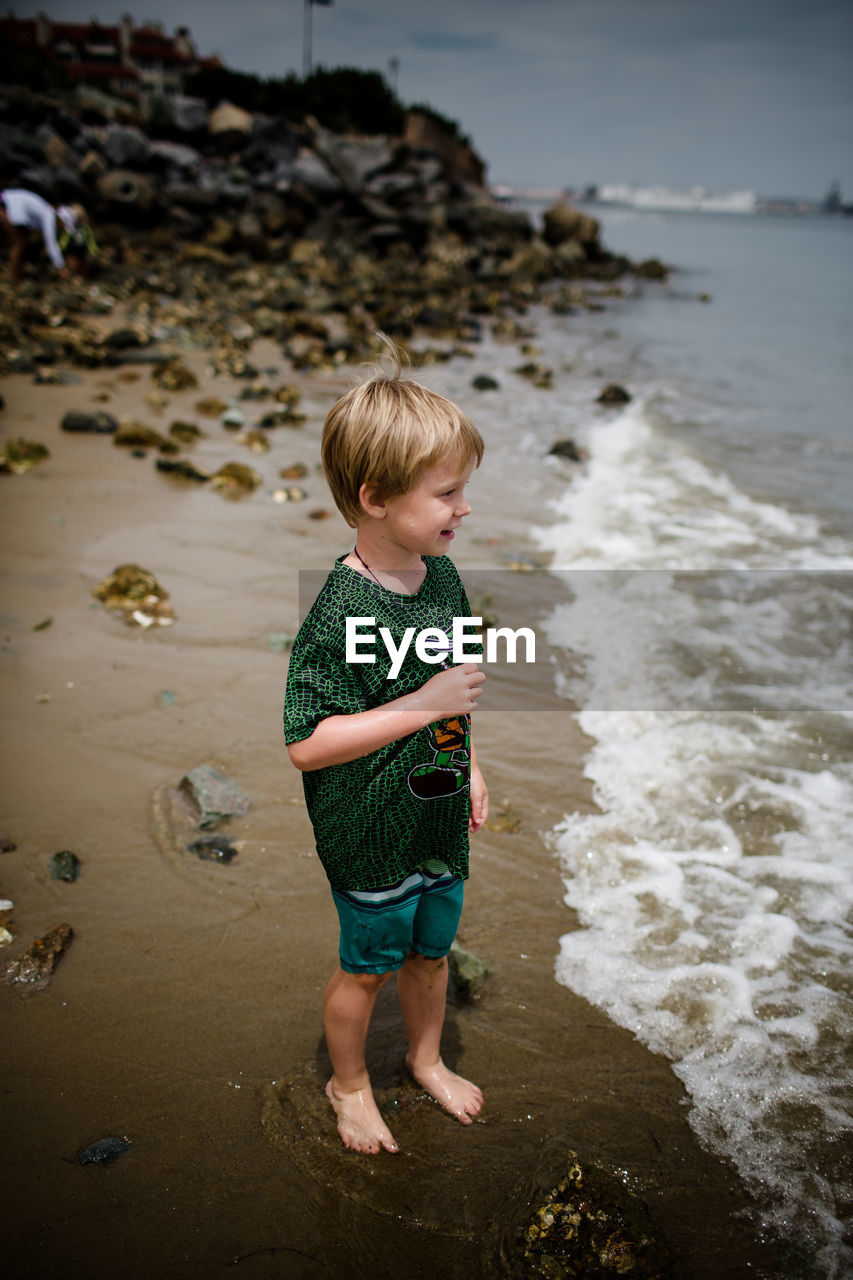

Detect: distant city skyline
12,0,853,199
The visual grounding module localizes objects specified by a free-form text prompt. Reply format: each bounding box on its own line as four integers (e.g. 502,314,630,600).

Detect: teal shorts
331,867,465,974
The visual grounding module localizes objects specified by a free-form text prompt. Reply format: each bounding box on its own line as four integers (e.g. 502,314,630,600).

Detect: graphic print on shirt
407,715,471,799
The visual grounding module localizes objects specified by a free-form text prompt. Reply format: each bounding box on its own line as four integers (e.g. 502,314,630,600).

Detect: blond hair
321,343,484,528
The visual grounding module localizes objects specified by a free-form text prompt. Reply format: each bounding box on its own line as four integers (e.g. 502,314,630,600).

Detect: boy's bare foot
405,1053,483,1125
325,1077,399,1154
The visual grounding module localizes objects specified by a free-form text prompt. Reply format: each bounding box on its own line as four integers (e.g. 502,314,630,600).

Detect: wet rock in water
92,563,175,628
152,359,199,392
0,835,17,852
78,1136,131,1166
515,362,554,389
279,463,308,480
471,374,500,391
49,850,81,882
178,764,251,830
61,410,118,434
0,922,73,993
549,438,584,463
542,201,601,250
221,406,245,429
210,461,262,496
518,1150,672,1278
155,457,210,483
448,942,489,1001
0,437,50,474
634,257,669,281
308,508,333,520
187,834,239,864
597,383,632,407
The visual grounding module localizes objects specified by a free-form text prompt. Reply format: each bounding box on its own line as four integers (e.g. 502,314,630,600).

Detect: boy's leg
323,966,399,1154
398,872,484,1124
398,952,483,1124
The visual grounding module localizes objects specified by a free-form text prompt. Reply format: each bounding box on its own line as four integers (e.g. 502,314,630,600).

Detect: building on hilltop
0,11,221,97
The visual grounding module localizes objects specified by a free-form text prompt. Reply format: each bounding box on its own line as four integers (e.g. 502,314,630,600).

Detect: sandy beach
1,340,788,1279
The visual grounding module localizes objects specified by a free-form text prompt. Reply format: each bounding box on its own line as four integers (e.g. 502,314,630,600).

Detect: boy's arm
287,662,484,771
468,739,488,832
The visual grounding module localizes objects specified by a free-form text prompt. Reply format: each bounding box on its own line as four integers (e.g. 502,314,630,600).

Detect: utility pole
303,0,333,80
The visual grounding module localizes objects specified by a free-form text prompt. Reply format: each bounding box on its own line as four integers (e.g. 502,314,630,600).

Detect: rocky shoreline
1,82,668,380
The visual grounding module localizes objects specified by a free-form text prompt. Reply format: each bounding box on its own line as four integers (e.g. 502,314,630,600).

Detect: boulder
101,124,151,169
597,383,632,407
209,100,254,145
542,201,600,249
549,438,584,462
95,169,158,213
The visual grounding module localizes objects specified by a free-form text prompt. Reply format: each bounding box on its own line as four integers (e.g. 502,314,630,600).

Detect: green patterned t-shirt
283,554,475,890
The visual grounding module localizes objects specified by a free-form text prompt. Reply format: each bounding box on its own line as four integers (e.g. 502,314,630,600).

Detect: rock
542,201,601,249
165,94,209,135
155,457,210,483
0,923,73,994
96,169,158,213
210,461,262,496
548,438,584,462
448,942,489,1001
152,360,199,392
103,327,148,351
0,438,50,475
49,850,80,882
515,362,554,389
471,374,500,391
634,257,669,281
114,421,175,452
168,421,205,444
194,396,229,418
178,764,251,830
596,383,632,406
61,410,118,434
78,1137,131,1166
187,835,239,864
102,124,151,169
518,1149,673,1278
209,100,254,144
0,836,17,853
92,563,175,628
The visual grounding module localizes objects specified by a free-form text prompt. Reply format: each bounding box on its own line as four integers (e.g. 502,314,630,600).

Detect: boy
283,355,488,1155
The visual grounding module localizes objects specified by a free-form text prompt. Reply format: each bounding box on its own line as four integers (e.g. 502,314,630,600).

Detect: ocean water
432,208,853,1277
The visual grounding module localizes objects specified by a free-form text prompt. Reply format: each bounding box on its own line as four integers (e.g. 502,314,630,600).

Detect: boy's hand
469,765,488,832
419,663,485,719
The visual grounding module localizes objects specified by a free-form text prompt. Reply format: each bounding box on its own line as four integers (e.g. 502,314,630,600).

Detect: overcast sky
15,0,853,198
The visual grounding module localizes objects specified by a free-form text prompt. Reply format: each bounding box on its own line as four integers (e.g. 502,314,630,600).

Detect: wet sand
1,349,788,1278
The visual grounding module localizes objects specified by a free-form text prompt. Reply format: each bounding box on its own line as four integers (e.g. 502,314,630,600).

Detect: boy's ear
358,482,387,519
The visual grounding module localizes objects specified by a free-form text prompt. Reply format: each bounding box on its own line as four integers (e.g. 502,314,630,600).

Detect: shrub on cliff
185,65,405,136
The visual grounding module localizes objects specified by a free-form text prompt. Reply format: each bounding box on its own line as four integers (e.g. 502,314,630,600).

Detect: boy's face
379,455,475,560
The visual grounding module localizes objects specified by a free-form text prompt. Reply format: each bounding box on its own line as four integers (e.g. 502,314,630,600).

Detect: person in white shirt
0,188,83,283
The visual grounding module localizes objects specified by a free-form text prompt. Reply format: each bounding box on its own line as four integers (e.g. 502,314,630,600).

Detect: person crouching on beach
0,188,85,283
283,346,488,1154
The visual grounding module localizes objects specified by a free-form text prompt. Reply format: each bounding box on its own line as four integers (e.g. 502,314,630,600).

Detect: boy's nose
456,495,472,517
